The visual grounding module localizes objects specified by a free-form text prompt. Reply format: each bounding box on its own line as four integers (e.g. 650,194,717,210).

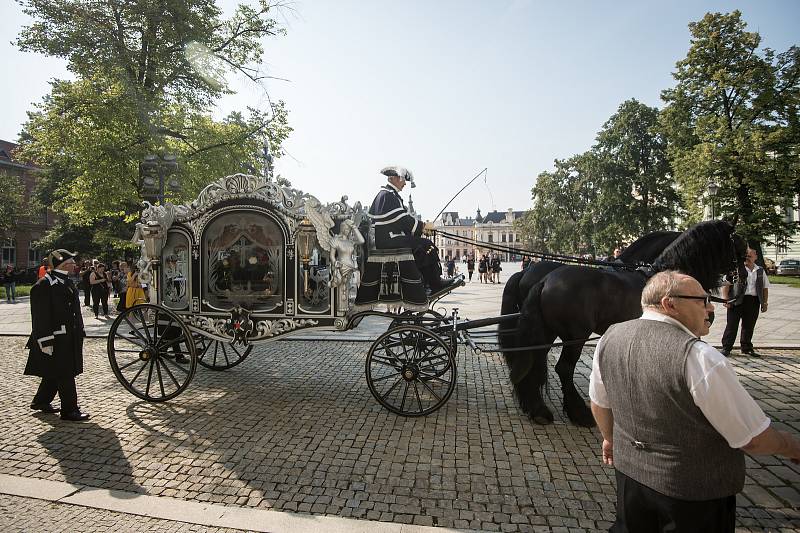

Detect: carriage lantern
298,217,315,297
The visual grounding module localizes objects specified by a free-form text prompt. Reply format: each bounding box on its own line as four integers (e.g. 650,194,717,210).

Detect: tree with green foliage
516,154,599,255
0,171,32,242
518,100,679,255
591,99,680,249
14,0,293,250
660,10,800,250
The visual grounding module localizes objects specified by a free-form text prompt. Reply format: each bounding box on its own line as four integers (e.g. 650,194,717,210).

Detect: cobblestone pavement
0,493,242,532
1,337,799,532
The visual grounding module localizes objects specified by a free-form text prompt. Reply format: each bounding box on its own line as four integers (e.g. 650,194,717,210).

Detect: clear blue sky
1,0,797,219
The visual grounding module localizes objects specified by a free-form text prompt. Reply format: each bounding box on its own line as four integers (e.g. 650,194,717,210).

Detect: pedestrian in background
521,256,531,270
90,263,111,319
116,261,129,313
491,255,502,283
466,255,475,282
3,264,18,303
446,256,455,278
36,257,48,280
80,261,93,307
25,249,90,421
110,260,121,298
720,247,770,357
126,264,148,308
478,255,488,283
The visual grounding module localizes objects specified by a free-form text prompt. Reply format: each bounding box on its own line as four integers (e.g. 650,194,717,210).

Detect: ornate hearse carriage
108,172,472,416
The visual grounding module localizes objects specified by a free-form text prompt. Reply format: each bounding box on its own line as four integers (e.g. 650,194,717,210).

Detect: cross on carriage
108,168,746,424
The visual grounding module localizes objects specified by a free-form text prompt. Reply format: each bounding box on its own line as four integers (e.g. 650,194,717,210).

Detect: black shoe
30,403,60,414
742,349,761,358
719,348,731,357
61,410,90,421
174,354,189,364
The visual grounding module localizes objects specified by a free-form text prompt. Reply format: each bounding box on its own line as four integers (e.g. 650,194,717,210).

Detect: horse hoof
529,405,554,425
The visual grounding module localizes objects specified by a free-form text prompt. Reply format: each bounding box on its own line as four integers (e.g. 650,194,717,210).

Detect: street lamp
707,180,719,220
140,154,180,204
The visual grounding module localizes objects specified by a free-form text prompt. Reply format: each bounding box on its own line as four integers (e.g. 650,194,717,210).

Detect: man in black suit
25,249,90,421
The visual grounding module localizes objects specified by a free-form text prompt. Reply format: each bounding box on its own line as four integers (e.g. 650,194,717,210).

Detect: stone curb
0,474,476,533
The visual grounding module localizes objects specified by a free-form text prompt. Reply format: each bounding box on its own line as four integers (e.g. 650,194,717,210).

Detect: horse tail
503,280,552,421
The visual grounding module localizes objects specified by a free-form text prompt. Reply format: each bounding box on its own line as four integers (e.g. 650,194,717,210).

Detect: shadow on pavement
36,416,143,495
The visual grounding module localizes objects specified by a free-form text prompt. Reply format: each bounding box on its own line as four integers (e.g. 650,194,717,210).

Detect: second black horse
499,220,746,427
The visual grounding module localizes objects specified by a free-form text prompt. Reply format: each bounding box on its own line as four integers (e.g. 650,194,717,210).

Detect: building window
501,234,506,243
488,234,493,243
28,247,41,268
2,239,16,266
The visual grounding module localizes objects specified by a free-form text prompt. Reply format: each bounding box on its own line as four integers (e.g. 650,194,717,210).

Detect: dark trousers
83,284,91,306
32,375,78,413
721,295,760,351
91,285,109,316
611,470,736,533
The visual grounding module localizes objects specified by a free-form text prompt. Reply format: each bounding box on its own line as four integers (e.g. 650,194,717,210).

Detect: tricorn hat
380,166,415,188
48,249,77,269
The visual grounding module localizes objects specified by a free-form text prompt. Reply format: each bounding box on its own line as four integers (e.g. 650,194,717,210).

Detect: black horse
499,220,746,427
501,230,682,310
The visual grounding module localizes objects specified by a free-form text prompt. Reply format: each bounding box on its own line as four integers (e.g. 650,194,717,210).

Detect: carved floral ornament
186,314,319,342
138,173,366,246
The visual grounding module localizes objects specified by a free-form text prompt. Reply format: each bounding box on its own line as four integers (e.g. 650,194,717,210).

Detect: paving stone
0,338,798,531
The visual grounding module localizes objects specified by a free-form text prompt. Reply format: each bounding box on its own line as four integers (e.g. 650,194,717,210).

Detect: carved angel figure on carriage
304,199,365,289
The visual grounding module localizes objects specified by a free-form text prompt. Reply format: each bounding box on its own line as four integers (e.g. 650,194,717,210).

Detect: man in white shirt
720,248,770,357
589,270,799,532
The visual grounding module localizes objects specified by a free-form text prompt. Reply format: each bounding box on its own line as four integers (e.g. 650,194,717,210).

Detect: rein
433,229,651,271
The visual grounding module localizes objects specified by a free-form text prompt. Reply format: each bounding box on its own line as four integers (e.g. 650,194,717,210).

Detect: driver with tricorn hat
369,166,456,294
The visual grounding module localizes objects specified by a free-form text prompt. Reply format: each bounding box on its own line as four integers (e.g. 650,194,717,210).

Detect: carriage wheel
107,304,197,402
366,325,456,416
193,332,253,370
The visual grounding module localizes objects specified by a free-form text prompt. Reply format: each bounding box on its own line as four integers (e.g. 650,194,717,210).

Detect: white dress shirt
743,263,770,296
589,310,770,448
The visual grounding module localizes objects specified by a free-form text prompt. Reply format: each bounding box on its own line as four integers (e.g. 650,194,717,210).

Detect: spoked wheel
107,304,197,402
365,325,456,416
193,332,253,370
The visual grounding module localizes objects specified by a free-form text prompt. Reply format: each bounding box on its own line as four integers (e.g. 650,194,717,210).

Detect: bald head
642,270,714,337
641,271,691,309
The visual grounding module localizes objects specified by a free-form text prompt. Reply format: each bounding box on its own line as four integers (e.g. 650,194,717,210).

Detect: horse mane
652,220,743,290
618,230,681,264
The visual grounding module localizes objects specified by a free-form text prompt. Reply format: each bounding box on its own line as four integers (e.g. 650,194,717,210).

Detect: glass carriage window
296,226,331,314
161,231,190,310
203,211,284,312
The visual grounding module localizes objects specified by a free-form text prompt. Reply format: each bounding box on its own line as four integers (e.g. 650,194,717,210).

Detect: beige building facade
434,208,526,262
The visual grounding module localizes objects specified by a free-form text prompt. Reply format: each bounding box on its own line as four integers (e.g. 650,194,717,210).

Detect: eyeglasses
670,294,711,305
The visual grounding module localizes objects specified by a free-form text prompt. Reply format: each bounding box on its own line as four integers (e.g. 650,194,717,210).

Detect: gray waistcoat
598,319,745,500
732,266,765,305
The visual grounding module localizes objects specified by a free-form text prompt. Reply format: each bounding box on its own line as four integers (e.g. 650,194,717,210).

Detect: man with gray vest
589,271,800,532
720,247,770,357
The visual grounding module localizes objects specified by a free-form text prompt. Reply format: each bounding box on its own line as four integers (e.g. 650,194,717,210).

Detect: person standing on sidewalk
3,264,18,303
466,255,475,282
90,263,111,318
25,249,90,421
720,248,770,358
590,271,799,532
80,261,93,307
